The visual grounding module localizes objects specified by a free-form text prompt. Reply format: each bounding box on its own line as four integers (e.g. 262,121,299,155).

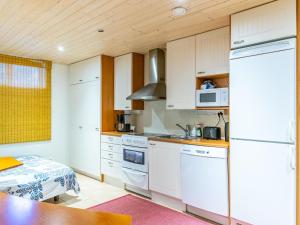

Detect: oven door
122,145,148,173
196,89,220,107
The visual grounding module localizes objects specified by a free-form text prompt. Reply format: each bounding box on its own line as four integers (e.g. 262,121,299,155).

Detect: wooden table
0,193,131,225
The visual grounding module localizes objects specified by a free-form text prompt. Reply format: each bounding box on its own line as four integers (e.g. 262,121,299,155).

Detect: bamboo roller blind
0,54,52,144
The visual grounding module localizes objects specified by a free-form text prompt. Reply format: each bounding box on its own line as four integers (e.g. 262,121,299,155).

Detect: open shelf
196,73,229,90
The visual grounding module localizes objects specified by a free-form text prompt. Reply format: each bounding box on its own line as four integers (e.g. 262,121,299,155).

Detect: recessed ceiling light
172,6,187,17
97,28,104,33
176,0,187,3
57,46,64,52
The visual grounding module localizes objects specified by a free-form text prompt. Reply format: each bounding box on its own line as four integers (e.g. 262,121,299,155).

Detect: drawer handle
108,161,114,167
125,106,130,109
79,79,83,82
197,71,205,74
108,153,113,157
233,40,245,45
167,105,174,108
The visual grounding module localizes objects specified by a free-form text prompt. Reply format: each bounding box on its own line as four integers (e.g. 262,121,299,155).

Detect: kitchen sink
156,135,199,140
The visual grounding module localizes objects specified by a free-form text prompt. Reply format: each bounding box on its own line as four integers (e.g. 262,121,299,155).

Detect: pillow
0,157,23,171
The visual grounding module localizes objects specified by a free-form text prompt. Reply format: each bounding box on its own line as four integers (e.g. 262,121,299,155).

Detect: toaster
203,127,221,140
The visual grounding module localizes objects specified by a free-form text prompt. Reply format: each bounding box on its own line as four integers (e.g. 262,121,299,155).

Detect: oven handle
122,167,147,176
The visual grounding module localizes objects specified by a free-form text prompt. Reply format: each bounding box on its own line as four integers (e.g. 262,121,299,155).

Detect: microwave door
196,90,220,107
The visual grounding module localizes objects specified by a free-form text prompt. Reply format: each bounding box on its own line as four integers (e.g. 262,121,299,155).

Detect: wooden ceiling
0,0,271,64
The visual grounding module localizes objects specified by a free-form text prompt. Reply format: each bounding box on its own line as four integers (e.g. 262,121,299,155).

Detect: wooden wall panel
101,55,117,132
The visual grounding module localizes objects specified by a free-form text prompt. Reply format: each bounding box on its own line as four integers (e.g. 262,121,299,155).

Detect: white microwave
196,88,229,107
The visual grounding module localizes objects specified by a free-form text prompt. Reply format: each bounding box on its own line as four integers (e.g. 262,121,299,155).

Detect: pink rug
88,194,213,225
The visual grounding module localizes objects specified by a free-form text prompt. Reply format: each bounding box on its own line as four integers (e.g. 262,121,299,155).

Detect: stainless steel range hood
126,48,166,101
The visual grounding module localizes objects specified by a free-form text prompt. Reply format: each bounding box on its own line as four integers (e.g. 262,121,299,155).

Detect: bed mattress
0,155,80,201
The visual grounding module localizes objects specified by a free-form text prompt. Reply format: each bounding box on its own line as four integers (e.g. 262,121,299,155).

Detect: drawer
101,159,122,179
101,135,122,144
101,142,122,153
102,150,122,162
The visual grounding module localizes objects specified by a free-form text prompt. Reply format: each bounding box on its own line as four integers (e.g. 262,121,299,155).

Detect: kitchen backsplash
134,101,228,137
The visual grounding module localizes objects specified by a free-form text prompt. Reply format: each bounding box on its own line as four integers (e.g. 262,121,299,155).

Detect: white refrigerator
230,38,296,225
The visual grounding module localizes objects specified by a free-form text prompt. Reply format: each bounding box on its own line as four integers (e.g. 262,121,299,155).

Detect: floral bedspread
0,155,80,201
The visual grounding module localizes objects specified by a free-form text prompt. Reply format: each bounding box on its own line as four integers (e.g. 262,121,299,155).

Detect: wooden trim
131,53,144,110
296,1,300,224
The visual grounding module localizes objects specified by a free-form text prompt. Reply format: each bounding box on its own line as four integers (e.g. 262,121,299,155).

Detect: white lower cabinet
101,135,122,179
149,141,182,199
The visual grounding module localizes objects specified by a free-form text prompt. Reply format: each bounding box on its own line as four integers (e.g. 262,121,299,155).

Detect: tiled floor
47,173,128,209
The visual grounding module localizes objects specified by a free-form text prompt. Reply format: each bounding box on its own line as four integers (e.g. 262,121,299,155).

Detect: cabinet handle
167,105,174,108
95,76,100,79
78,126,83,129
197,71,206,74
108,161,114,167
233,40,245,45
125,106,130,109
95,128,99,131
149,143,156,146
108,145,113,150
108,137,113,141
79,79,83,82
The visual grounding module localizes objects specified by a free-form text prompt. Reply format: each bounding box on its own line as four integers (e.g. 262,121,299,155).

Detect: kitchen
0,0,294,225
65,0,300,224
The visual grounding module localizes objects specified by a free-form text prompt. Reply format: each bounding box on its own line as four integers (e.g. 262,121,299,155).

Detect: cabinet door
230,140,296,225
69,56,100,84
231,0,296,48
69,81,101,177
166,36,196,109
114,54,132,110
196,27,229,76
149,141,182,199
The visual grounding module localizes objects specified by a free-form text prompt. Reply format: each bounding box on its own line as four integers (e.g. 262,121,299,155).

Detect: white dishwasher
181,145,229,222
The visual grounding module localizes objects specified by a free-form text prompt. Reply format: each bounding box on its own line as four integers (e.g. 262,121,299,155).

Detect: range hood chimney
126,48,166,101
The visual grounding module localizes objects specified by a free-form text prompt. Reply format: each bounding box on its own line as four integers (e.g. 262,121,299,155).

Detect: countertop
149,137,229,148
101,131,229,148
101,131,129,137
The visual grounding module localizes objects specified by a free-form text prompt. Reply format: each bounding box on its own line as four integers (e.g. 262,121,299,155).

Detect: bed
0,155,80,201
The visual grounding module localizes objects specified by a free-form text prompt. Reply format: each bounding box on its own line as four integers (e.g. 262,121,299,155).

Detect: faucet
176,124,190,137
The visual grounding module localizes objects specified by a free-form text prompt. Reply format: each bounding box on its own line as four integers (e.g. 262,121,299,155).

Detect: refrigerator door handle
289,120,296,143
289,146,296,170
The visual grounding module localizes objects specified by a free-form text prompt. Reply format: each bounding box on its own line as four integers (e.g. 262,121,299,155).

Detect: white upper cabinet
149,141,182,199
231,0,296,49
114,54,133,110
69,56,101,84
196,27,230,76
166,36,196,109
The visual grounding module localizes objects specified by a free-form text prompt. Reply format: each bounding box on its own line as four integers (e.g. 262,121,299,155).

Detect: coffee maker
115,114,131,132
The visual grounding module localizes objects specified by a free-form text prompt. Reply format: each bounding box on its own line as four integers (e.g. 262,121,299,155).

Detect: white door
70,81,101,176
230,41,296,143
166,36,196,109
114,54,132,110
231,0,296,48
230,139,296,225
196,27,230,76
149,141,181,199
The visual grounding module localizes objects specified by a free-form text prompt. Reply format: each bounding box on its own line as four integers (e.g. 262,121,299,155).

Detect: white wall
0,63,70,164
136,52,229,137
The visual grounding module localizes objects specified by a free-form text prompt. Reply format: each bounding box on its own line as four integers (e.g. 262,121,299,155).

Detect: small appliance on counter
203,127,221,140
115,114,132,132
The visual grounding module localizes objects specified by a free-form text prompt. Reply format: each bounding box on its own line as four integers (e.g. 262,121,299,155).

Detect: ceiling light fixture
57,46,64,52
172,6,187,17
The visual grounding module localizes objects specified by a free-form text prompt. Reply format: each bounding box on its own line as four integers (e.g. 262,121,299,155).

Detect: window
0,54,52,144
